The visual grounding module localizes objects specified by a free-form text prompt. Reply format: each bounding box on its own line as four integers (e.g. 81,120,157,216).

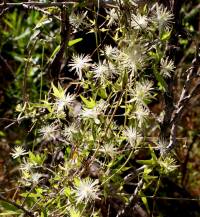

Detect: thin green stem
40,43,44,100
101,147,134,185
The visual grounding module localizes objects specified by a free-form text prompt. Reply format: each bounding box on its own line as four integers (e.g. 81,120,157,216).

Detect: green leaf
136,159,155,165
34,18,52,29
148,51,160,62
29,152,46,165
64,187,71,197
140,193,150,214
0,211,22,215
49,45,60,61
68,38,83,47
33,101,52,113
144,175,158,179
9,52,24,62
36,187,44,195
80,95,96,108
149,145,157,161
153,66,167,91
98,87,107,99
0,131,5,137
179,39,188,46
13,29,31,41
25,193,39,198
69,207,81,217
161,30,171,41
29,30,40,42
122,71,128,88
41,209,48,217
51,82,65,99
99,28,109,32
143,167,153,175
0,201,22,215
3,18,14,29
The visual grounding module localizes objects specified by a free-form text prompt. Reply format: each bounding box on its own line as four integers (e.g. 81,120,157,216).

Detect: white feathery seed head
74,177,100,203
131,13,148,30
160,57,175,78
11,146,28,159
68,54,92,80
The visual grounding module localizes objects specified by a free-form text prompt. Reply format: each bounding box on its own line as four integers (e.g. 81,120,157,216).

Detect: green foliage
0,201,23,216
7,2,178,216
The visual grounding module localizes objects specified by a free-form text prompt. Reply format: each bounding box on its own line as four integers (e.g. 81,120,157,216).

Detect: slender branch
22,4,61,21
159,0,187,151
0,5,9,17
23,38,38,103
0,1,119,9
164,45,200,155
0,194,34,217
47,2,70,81
101,147,135,185
181,135,197,186
144,195,200,201
0,2,75,8
0,54,14,75
117,178,145,217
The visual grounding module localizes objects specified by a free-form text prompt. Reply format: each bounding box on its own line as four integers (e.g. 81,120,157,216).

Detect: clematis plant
9,2,178,217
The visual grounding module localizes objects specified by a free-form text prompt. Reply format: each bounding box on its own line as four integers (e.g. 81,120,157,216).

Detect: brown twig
164,45,200,155
116,179,146,217
22,4,61,21
0,1,119,9
0,0,8,17
0,54,14,76
159,0,186,143
181,135,197,187
159,0,198,155
47,2,70,81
